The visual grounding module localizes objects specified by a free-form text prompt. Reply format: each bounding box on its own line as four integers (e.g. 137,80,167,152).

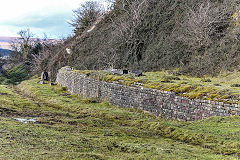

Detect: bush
71,1,104,35
1,64,29,84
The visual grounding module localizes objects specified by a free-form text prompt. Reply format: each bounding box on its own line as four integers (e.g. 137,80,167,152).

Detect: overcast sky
0,0,106,39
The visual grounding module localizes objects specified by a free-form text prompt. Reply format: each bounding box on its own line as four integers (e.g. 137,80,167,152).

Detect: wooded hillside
33,0,240,78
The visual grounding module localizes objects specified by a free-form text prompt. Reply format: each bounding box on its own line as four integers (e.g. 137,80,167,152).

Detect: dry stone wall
56,66,240,121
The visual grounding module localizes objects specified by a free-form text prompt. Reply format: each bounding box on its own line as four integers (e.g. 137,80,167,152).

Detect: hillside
0,48,11,57
0,36,17,50
41,0,240,79
0,78,238,159
0,37,16,57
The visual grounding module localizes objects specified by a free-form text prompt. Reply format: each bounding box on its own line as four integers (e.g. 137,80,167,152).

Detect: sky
0,0,107,39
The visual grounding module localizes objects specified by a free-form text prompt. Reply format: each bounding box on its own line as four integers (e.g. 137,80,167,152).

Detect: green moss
173,85,193,93
162,75,181,82
103,75,125,83
82,98,99,103
74,70,92,75
201,78,212,82
143,82,162,89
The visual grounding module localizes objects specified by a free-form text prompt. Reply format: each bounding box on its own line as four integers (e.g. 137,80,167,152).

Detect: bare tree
31,39,60,73
111,0,148,39
18,29,35,60
71,1,104,35
109,0,150,67
180,1,230,52
10,29,38,63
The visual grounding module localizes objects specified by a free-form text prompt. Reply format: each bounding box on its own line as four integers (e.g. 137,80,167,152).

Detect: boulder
39,80,44,84
130,70,143,77
41,72,49,81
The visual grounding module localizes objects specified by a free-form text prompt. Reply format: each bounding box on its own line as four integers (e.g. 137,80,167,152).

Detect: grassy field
77,70,240,104
0,78,239,159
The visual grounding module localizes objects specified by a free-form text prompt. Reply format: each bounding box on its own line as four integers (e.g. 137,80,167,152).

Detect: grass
77,69,240,104
0,78,238,159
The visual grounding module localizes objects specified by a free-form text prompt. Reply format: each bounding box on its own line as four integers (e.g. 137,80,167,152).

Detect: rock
66,48,72,54
107,69,129,75
62,66,73,71
49,82,56,86
41,72,49,81
104,69,142,76
104,130,112,136
130,70,143,77
39,80,44,84
110,69,123,75
123,70,128,74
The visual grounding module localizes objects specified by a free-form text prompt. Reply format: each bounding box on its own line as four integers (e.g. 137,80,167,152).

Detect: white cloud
0,25,19,37
0,0,91,38
0,0,83,21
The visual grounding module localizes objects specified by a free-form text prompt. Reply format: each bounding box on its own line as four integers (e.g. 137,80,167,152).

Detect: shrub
3,64,29,84
70,1,104,35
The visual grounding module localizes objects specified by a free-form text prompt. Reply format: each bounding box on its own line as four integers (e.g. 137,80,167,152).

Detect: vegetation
70,1,104,35
8,29,61,77
0,64,29,85
32,0,240,80
10,29,42,64
8,0,240,80
0,78,237,159
1,0,240,159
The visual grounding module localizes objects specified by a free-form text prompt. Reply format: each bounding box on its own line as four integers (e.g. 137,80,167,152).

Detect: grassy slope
0,78,239,159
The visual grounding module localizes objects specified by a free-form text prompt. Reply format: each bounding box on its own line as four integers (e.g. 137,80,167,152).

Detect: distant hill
0,36,17,50
0,48,11,57
0,36,18,42
0,37,15,57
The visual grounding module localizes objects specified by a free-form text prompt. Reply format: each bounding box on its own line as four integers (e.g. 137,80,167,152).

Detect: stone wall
56,66,240,121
